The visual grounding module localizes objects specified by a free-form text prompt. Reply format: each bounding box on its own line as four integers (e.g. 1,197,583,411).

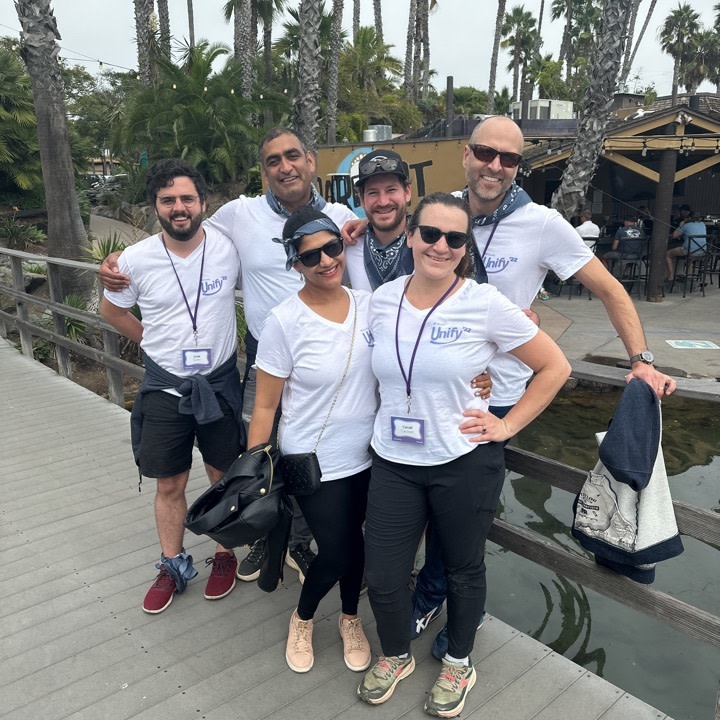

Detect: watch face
642,351,654,363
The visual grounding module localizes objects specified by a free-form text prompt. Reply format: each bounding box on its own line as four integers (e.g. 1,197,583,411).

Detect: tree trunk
187,0,195,48
551,0,631,219
15,0,91,299
157,0,171,59
238,0,255,97
619,0,641,88
353,0,360,44
134,0,153,85
620,0,657,89
373,0,383,42
420,0,430,100
294,0,321,153
403,0,417,101
487,0,506,114
326,0,344,145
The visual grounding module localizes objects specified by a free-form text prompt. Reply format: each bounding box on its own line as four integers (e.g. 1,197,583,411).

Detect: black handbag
184,443,290,548
279,451,322,496
280,291,358,496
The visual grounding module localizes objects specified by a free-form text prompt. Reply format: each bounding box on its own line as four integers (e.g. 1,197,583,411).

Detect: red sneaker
204,552,237,600
142,566,177,614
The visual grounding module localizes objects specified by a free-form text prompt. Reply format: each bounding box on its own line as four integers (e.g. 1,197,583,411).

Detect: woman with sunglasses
246,206,376,676
357,193,570,717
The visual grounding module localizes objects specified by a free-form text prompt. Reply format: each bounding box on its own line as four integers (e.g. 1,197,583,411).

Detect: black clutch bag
279,451,322,496
184,443,289,548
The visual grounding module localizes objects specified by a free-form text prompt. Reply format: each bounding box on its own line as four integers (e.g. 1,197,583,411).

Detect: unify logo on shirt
201,276,228,295
362,329,375,347
483,255,518,274
430,324,471,344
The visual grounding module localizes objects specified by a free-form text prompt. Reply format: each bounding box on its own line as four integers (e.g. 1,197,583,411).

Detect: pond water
486,386,719,720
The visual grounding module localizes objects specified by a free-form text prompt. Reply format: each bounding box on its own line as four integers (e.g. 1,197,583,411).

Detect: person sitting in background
602,214,645,271
575,209,601,249
666,210,707,283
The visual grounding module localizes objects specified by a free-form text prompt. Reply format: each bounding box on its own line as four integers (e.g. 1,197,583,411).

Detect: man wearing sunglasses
412,114,678,659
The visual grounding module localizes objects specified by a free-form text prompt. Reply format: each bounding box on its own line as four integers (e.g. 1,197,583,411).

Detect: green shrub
0,216,46,250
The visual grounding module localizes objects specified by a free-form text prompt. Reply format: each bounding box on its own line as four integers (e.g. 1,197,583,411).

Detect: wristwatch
629,350,654,365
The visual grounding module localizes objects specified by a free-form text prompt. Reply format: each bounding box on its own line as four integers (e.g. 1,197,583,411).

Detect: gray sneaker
424,658,476,717
357,655,415,705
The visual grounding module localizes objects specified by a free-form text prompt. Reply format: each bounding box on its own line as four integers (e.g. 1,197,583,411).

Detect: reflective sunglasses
417,225,470,250
468,143,523,168
296,237,344,267
359,156,401,175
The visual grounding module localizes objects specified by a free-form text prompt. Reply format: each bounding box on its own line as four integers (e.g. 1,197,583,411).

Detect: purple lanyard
395,274,459,412
163,236,206,345
480,221,500,260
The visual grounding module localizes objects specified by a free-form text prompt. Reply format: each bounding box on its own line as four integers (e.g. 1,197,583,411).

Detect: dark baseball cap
356,149,409,187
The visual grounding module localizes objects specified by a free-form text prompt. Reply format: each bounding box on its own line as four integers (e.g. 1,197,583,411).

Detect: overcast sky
0,0,716,100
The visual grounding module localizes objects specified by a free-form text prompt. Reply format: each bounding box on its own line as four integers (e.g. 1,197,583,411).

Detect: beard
158,210,203,242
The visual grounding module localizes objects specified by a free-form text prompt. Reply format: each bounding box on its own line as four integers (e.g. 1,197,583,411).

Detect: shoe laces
340,618,365,651
292,542,315,566
435,662,469,692
292,616,312,652
245,539,265,564
373,656,406,681
151,566,176,592
206,552,234,576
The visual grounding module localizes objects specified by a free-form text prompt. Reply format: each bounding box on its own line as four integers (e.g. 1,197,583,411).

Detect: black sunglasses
417,225,470,250
468,143,523,168
296,237,344,267
359,156,401,175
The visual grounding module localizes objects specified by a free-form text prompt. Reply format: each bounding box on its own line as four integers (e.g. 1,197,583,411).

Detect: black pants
295,469,370,620
365,444,504,658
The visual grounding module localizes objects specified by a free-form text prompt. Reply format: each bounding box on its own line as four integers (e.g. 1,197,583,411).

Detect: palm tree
134,0,154,85
325,0,344,144
157,0,171,59
619,0,658,89
0,46,42,192
117,41,257,182
619,0,641,88
353,0,360,44
551,0,631,220
487,0,507,114
14,0,91,298
659,2,701,103
294,0,322,152
501,5,537,102
258,0,287,85
403,0,417,100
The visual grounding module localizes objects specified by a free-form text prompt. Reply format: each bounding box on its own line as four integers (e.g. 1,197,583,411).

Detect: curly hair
145,158,209,206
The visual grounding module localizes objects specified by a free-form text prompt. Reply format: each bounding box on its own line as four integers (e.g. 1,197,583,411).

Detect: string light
641,140,647,157
715,140,719,154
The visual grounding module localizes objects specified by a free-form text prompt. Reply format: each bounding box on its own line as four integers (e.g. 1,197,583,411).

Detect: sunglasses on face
359,156,401,175
296,237,344,267
468,143,523,169
417,225,470,250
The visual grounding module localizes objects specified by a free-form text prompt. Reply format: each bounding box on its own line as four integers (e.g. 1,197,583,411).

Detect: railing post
10,256,33,357
102,328,126,407
45,262,72,379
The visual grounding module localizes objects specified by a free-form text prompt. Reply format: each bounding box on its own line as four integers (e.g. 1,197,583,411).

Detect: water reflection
490,385,720,720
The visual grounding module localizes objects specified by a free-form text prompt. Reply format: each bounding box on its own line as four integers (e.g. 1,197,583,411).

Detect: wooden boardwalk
1,338,673,720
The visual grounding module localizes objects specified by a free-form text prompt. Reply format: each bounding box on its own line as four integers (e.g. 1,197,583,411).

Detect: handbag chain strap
312,290,358,453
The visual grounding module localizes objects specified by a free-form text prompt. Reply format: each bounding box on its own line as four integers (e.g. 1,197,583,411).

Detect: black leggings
295,469,370,620
364,444,505,658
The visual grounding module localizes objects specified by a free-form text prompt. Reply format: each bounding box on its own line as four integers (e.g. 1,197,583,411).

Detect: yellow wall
315,139,470,218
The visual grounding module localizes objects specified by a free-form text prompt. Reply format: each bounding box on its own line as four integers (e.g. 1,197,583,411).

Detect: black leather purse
280,292,357,496
184,443,290,548
279,451,322,496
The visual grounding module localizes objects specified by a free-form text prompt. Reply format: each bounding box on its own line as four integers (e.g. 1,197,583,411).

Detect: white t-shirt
473,202,593,405
103,229,240,376
204,195,360,337
256,287,376,481
369,276,538,466
576,219,601,239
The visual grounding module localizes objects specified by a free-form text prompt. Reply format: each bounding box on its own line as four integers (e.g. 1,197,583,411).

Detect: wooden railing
2,246,718,653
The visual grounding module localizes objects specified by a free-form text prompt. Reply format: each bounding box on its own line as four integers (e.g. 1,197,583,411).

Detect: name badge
391,416,425,445
182,347,212,371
